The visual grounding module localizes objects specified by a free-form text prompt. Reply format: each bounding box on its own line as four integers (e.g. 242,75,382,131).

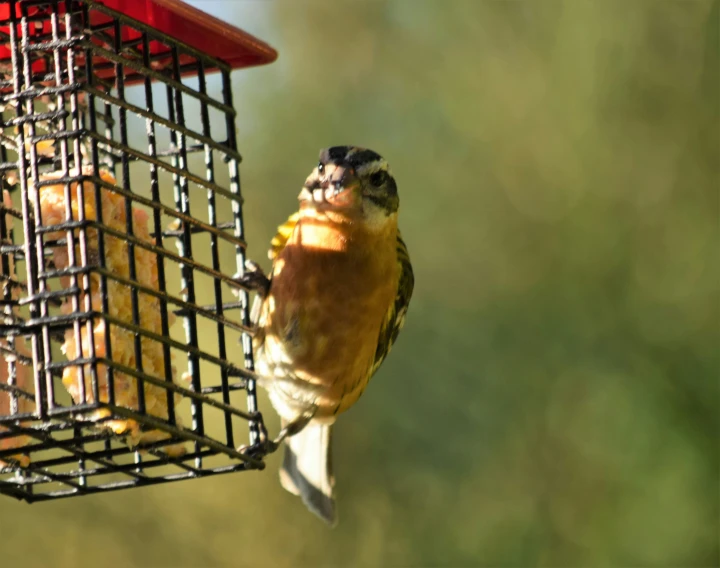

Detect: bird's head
299,146,399,229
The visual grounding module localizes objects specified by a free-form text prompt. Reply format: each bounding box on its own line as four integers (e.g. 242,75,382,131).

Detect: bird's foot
237,408,317,457
237,416,278,457
233,260,270,297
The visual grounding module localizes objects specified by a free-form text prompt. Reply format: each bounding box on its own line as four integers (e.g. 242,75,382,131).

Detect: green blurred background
3,1,718,566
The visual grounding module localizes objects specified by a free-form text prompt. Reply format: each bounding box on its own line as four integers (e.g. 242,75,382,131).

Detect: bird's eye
369,170,388,187
317,163,324,174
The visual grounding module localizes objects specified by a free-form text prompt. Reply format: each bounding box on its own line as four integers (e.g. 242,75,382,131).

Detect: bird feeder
0,0,277,502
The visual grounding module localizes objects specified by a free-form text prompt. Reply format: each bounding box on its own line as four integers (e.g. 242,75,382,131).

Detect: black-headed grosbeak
243,146,414,525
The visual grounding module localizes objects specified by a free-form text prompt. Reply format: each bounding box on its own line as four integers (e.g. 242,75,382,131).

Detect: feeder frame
0,0,277,502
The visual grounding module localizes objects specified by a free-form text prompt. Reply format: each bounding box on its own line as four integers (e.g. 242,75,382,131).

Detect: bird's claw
237,416,279,457
233,260,271,296
236,408,317,458
237,439,279,458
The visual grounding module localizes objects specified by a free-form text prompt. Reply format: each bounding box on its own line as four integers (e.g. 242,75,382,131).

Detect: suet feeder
0,0,277,502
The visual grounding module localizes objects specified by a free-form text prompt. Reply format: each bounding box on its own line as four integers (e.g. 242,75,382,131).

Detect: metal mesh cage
0,0,272,501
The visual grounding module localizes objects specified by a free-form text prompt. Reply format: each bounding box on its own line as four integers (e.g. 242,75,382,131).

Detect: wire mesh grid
0,0,268,502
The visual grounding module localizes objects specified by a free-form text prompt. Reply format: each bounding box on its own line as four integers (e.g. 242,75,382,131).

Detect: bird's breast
259,214,398,418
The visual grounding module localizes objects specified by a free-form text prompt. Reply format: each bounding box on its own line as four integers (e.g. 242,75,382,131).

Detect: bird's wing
269,211,301,260
370,232,414,377
252,212,302,331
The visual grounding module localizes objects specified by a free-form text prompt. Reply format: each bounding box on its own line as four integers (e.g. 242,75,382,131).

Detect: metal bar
111,17,146,420
23,311,255,385
0,461,252,503
81,131,244,202
197,58,234,449
222,67,259,447
167,52,204,456
78,39,234,115
33,174,247,248
141,30,176,429
15,1,49,437
33,265,252,335
82,84,241,160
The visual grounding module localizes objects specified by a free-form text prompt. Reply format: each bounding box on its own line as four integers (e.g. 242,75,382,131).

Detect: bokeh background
2,1,718,566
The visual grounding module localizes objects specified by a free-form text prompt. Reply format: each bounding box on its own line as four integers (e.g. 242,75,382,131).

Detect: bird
241,146,414,525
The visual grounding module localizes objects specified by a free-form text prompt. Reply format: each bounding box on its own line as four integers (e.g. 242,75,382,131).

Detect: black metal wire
0,0,265,503
221,68,261,447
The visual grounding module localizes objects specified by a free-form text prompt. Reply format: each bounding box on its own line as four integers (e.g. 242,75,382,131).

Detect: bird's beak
300,165,360,208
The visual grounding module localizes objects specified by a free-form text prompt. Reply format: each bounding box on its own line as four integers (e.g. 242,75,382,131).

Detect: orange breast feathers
260,209,399,418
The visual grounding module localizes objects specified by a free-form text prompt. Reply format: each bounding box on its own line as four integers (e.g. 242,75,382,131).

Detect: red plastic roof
99,0,277,69
0,0,277,73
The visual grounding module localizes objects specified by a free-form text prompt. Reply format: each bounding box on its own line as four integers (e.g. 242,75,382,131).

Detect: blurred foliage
2,1,718,566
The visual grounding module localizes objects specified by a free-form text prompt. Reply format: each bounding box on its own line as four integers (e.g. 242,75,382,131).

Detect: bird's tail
279,419,337,526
